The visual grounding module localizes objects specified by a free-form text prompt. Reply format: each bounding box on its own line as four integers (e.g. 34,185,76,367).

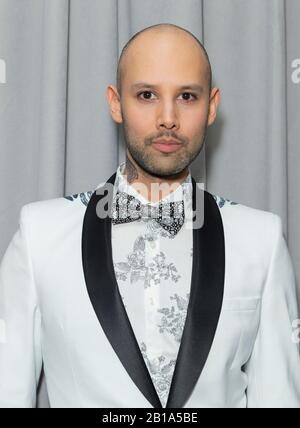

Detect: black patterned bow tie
111,191,185,236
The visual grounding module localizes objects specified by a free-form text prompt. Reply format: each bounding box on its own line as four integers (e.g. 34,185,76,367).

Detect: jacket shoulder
208,190,282,244
18,189,95,233
210,191,280,221
21,189,94,212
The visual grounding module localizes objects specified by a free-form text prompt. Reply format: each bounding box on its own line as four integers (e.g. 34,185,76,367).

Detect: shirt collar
113,161,192,206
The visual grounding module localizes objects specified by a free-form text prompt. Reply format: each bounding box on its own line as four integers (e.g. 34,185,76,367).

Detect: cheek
124,106,154,134
181,110,208,136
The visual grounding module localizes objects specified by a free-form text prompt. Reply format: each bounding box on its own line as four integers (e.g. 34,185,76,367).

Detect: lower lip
153,143,182,153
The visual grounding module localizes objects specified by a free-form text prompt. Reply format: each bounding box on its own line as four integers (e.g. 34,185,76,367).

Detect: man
0,23,300,408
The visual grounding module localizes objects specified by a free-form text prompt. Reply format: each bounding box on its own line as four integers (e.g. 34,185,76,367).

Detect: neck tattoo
124,156,139,184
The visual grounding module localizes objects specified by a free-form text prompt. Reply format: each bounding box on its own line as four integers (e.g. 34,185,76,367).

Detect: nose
156,100,179,130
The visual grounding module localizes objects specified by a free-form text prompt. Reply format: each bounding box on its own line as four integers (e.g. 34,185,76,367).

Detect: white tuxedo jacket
0,171,300,408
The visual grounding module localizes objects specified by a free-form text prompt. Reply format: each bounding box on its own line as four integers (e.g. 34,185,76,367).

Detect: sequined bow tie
111,191,185,236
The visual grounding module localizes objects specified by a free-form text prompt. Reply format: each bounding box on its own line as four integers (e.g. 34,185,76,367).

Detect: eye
179,92,198,101
137,91,197,102
137,91,155,100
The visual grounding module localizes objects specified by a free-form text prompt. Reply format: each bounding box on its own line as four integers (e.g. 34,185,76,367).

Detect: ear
105,85,123,124
207,87,220,126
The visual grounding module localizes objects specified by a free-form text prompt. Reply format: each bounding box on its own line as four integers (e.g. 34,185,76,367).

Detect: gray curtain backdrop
0,0,299,408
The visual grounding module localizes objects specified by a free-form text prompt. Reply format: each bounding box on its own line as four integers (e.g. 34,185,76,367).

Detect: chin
146,165,186,178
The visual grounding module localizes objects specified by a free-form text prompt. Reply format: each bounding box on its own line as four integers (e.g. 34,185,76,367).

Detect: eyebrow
131,82,204,93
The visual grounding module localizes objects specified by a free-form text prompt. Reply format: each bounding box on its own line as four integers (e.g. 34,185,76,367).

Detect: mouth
152,139,182,153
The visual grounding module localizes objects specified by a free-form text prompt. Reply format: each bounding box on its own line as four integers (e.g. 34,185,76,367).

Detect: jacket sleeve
0,205,42,407
244,214,300,408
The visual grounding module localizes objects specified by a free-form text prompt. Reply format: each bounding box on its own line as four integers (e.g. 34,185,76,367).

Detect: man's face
111,31,218,177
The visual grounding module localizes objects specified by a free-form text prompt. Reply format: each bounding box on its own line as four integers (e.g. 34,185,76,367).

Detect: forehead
122,31,208,85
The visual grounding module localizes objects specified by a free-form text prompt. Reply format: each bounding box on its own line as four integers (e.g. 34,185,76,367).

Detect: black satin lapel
81,172,162,408
166,177,225,408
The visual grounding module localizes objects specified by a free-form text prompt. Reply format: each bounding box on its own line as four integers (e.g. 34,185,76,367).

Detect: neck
123,152,189,203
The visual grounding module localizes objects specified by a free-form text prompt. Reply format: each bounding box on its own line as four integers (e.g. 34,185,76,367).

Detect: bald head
116,23,212,96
